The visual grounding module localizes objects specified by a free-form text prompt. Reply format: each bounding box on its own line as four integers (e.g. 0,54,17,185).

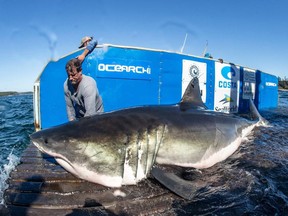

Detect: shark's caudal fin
249,99,268,125
179,77,208,111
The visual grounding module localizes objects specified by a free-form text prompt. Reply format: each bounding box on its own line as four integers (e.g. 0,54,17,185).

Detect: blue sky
0,0,287,92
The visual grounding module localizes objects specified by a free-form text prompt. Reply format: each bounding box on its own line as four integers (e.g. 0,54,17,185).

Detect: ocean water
0,91,287,214
0,93,34,204
174,90,288,215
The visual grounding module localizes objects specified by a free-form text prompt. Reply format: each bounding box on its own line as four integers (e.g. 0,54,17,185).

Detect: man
77,36,98,62
64,58,103,121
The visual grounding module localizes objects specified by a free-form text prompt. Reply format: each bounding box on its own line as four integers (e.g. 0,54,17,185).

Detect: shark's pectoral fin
151,166,198,200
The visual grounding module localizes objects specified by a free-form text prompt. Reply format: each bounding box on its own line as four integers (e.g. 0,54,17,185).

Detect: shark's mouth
32,140,81,178
31,140,123,187
31,141,74,169
31,141,48,154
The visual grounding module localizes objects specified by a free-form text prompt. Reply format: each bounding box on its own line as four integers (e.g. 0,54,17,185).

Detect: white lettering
130,66,136,72
98,64,105,71
98,63,151,74
115,65,122,72
265,82,277,87
218,81,237,88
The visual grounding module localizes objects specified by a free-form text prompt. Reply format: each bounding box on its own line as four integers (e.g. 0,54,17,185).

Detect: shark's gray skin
30,77,264,199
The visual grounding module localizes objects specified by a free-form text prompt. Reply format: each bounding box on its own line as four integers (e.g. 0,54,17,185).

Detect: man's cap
79,36,92,48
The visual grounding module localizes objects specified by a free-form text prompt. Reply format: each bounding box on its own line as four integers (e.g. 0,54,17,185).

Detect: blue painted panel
159,52,183,104
256,70,278,110
92,47,161,111
40,51,82,129
37,45,278,129
198,58,215,110
40,46,162,129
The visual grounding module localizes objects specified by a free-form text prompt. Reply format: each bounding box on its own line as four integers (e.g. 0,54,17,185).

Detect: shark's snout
30,130,55,155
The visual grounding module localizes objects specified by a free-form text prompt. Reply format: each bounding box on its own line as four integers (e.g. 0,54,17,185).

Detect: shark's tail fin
179,77,208,111
249,99,268,126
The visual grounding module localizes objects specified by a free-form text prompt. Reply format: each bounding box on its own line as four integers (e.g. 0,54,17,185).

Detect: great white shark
30,77,265,199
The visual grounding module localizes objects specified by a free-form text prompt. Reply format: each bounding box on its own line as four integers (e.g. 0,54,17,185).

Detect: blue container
255,70,278,110
33,44,278,130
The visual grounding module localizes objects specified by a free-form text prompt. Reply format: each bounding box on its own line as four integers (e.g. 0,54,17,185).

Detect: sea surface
0,91,287,215
0,93,34,204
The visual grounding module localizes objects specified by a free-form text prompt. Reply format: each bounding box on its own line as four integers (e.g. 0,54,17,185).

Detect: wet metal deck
3,143,182,215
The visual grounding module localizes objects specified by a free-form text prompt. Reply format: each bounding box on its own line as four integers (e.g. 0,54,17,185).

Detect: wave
0,151,20,204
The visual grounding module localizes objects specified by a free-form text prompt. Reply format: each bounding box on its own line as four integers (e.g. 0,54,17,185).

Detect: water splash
0,151,20,204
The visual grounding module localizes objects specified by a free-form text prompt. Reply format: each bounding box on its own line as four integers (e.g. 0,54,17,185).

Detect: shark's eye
44,138,48,144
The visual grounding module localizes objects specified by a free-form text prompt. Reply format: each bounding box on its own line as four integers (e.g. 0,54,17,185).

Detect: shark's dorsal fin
179,77,207,111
